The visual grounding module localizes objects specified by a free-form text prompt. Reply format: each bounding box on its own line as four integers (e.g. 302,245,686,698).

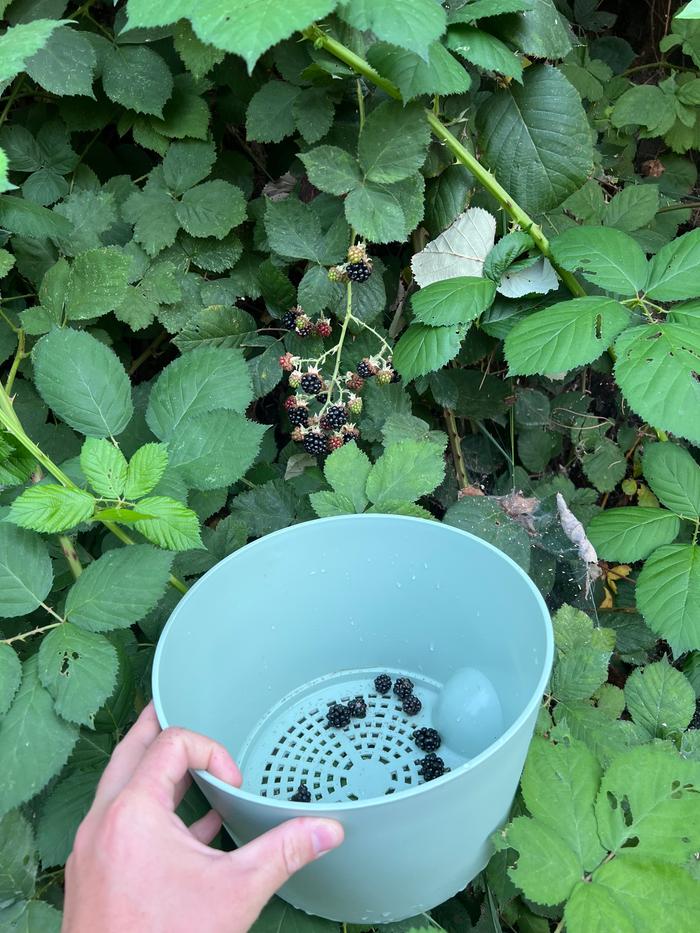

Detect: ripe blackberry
328,433,344,451
357,358,376,378
374,674,392,694
301,371,323,395
290,782,311,802
418,753,447,781
342,424,359,444
346,260,372,282
282,309,298,330
348,696,367,718
393,677,414,701
413,727,441,752
288,404,309,427
390,368,401,383
303,430,328,456
324,405,347,429
316,391,328,403
326,703,352,729
403,694,422,716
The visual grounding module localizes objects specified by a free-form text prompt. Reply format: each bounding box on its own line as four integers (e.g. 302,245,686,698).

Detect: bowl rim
152,513,554,811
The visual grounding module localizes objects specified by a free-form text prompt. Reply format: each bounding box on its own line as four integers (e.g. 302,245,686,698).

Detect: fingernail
311,821,343,858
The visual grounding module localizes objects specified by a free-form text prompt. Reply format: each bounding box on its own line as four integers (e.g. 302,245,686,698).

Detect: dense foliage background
1,1,700,930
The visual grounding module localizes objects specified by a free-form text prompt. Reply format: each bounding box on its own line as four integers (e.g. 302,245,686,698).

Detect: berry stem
322,281,354,413
353,318,393,357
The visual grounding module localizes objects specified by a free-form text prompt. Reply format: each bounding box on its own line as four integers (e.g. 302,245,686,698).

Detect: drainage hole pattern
256,692,421,802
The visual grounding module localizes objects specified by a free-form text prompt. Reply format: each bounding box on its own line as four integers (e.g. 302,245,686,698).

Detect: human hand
62,703,344,933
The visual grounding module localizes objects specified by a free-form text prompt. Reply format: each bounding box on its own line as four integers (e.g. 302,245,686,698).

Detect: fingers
93,702,161,810
189,809,223,845
229,818,344,907
128,726,242,810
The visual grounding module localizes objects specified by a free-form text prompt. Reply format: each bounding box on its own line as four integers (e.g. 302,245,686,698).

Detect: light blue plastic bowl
152,515,553,923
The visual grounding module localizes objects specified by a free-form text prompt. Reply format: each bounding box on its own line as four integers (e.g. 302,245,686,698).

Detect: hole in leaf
595,314,602,339
607,791,618,810
620,835,639,849
620,795,633,827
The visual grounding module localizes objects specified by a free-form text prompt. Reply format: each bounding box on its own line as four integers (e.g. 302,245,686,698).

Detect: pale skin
62,703,344,933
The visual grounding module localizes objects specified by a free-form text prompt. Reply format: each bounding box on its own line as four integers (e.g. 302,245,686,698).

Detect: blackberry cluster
402,694,422,716
290,782,311,802
393,677,414,701
374,673,392,694
413,727,442,752
326,703,352,729
348,696,367,718
280,306,333,339
418,753,447,781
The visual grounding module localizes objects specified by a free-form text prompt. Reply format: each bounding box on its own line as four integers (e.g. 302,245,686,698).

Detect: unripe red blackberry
316,318,332,338
279,352,295,371
345,371,365,392
328,433,344,451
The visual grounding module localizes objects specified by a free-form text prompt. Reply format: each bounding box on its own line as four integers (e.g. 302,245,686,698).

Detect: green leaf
0,644,21,717
443,496,531,572
483,230,533,283
38,624,118,727
25,25,97,98
476,65,593,214
124,443,169,500
645,228,700,300
54,189,118,255
392,323,462,380
0,524,53,618
246,79,300,143
604,184,659,233
299,146,362,196
366,440,445,507
358,101,430,184
581,438,627,494
126,0,337,71
166,410,266,491
611,85,676,135
643,443,700,520
492,0,573,59
338,0,447,59
9,485,95,533
65,544,174,632
80,437,128,498
0,191,73,238
446,25,523,81
102,43,173,118
0,18,67,86
38,769,101,868
521,737,605,872
411,277,496,326
366,41,470,102
309,490,357,518
677,0,700,17
162,139,216,195
131,496,201,550
323,443,372,513
173,20,225,79
0,809,36,903
449,0,535,19
33,327,133,437
596,744,700,861
637,544,700,654
505,297,631,376
344,176,424,245
293,87,335,144
502,815,582,905
614,323,700,446
176,180,246,239
230,479,298,537
251,898,339,933
147,346,252,439
624,658,696,737
265,197,346,263
0,657,78,819
587,507,680,562
122,172,180,256
550,604,615,701
549,226,649,297
173,305,256,351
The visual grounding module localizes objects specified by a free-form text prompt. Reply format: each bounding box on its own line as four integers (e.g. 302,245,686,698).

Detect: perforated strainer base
238,669,464,803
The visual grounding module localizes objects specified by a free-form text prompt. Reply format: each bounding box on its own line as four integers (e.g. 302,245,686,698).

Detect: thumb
230,817,343,904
